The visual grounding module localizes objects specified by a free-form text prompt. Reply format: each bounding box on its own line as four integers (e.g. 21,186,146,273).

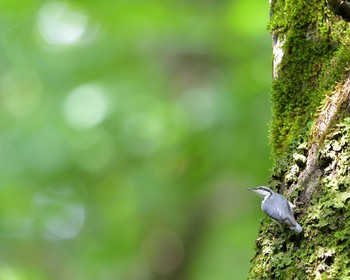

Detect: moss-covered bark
269,0,350,157
249,0,350,278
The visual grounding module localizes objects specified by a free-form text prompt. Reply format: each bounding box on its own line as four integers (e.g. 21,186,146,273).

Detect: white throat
262,192,272,204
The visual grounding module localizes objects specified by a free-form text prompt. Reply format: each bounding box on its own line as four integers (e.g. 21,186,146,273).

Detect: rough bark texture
249,0,350,279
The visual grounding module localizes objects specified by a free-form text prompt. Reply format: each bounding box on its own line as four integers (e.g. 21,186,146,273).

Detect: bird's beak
247,188,260,195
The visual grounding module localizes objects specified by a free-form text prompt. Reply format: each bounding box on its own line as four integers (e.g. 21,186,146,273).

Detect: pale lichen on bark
298,77,350,205
272,34,285,79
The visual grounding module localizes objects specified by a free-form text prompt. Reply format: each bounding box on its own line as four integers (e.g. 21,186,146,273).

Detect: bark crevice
297,75,350,205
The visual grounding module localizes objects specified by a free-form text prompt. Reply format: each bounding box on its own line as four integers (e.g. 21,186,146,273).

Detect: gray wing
262,194,298,227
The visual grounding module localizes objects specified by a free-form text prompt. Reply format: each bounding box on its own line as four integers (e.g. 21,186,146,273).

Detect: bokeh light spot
37,2,89,46
33,185,86,240
0,68,42,117
63,83,109,130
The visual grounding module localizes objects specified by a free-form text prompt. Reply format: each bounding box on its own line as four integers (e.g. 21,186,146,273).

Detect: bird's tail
292,223,302,233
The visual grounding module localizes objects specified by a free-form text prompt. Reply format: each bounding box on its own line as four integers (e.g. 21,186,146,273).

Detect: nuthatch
248,186,302,233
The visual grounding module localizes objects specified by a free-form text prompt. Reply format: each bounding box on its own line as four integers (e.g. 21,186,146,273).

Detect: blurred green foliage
0,0,271,279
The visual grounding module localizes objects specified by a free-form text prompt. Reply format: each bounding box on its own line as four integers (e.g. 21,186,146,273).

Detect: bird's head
247,186,273,199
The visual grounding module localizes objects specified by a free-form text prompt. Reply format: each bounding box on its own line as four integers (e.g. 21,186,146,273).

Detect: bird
248,186,302,233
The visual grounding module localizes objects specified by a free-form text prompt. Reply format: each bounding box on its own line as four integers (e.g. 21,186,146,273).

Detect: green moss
250,118,350,279
268,0,350,161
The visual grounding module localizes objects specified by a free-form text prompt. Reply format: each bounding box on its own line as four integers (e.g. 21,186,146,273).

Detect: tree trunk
249,0,350,278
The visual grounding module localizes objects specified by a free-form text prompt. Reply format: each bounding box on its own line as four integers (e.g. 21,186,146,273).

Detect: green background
0,0,271,279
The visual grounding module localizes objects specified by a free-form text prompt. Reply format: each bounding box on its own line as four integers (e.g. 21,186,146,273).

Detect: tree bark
249,0,350,278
